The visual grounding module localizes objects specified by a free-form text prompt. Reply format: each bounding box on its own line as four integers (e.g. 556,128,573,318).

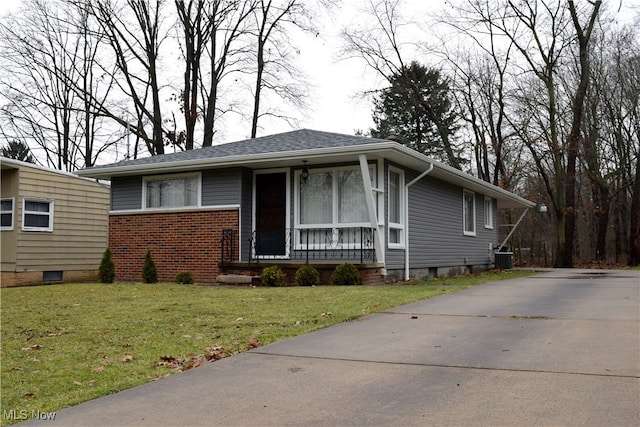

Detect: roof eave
76,140,534,209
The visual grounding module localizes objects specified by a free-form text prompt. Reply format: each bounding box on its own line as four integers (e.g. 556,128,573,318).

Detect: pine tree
98,248,115,283
142,250,158,283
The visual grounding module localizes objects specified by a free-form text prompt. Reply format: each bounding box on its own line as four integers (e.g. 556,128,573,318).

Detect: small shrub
331,263,360,286
142,250,158,283
176,272,194,284
261,265,287,287
295,264,320,286
98,248,115,283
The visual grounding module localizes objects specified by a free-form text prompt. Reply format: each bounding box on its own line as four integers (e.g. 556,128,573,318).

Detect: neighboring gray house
76,129,534,285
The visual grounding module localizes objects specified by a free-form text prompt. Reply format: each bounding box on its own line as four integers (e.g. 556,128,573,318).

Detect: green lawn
1,270,535,425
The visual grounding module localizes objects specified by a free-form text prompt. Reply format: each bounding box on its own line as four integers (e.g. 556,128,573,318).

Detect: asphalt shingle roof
86,129,384,171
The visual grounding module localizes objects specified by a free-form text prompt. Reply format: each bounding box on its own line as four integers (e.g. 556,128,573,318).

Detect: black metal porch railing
220,229,235,267
249,227,376,264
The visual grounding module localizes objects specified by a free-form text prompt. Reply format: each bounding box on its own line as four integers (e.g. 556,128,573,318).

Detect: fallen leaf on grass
320,312,332,317
248,337,261,348
235,317,244,322
74,381,82,386
92,366,106,373
20,344,42,351
121,354,134,362
154,346,228,372
23,392,35,398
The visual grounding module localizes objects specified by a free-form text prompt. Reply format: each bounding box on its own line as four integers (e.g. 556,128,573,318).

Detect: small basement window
43,271,63,282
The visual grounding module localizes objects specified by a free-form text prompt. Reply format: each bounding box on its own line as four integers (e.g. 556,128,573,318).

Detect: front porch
218,261,385,286
219,227,385,285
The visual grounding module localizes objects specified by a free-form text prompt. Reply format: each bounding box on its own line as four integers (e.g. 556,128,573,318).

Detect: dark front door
255,173,287,256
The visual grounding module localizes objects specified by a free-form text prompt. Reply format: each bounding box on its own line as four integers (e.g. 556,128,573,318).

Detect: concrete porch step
216,274,259,285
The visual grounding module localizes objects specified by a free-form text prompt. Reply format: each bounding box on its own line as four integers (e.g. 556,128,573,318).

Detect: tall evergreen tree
1,140,35,163
370,62,462,168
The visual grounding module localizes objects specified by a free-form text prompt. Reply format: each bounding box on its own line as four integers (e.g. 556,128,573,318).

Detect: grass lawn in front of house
1,270,536,426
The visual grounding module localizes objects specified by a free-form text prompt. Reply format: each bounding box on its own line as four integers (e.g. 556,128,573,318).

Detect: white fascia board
386,143,535,209
76,140,534,209
75,143,396,179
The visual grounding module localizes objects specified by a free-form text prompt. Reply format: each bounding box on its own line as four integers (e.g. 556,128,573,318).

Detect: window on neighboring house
1,198,14,230
388,168,404,247
144,173,200,209
296,165,376,247
463,190,476,236
22,199,54,231
484,197,494,229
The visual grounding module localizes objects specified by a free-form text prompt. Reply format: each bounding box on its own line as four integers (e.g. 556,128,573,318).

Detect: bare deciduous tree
0,0,117,170
341,0,463,168
87,0,170,156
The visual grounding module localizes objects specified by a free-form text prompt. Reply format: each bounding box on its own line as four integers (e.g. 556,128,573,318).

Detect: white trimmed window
295,165,376,247
22,199,54,231
463,190,476,236
484,197,494,229
144,173,200,209
388,168,404,248
1,198,14,230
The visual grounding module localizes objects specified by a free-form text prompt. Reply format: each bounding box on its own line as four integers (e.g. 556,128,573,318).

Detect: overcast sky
0,0,375,142
0,0,439,144
2,1,637,145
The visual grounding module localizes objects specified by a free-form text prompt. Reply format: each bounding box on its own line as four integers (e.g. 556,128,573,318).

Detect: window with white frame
1,198,14,230
388,168,404,247
22,199,54,231
463,190,476,236
296,165,376,247
144,173,200,209
484,197,493,229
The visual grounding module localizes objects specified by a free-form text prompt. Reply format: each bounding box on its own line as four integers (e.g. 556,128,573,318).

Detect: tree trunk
563,0,601,267
629,158,640,266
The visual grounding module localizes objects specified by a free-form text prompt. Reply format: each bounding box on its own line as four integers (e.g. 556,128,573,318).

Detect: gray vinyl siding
111,169,244,211
111,176,142,211
240,168,253,260
385,166,498,271
201,168,243,206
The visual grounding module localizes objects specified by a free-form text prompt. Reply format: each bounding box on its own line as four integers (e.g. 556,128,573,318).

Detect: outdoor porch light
538,203,548,213
301,160,309,183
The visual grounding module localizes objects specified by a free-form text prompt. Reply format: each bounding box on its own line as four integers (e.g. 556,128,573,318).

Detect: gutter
405,163,434,281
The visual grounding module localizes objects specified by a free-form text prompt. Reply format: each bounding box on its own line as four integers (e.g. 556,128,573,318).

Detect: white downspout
405,163,434,281
359,155,384,264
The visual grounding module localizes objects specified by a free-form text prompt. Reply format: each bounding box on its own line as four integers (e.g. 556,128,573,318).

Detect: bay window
296,165,375,247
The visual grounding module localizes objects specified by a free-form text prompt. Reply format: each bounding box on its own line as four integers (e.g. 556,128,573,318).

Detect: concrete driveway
23,269,639,426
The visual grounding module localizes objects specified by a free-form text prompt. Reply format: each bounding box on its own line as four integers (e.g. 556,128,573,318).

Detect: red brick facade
109,210,239,283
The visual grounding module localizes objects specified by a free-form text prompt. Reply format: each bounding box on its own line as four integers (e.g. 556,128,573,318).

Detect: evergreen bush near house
142,250,158,283
295,264,320,286
331,263,361,286
176,272,194,284
260,265,288,287
98,248,115,283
